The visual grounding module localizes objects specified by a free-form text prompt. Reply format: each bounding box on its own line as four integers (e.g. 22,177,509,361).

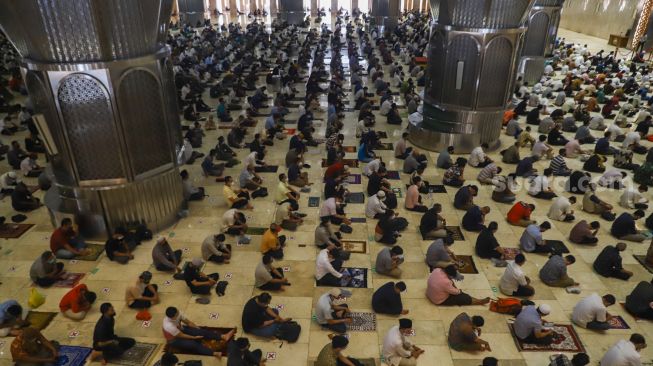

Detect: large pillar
352,0,358,11
209,0,218,13
178,0,207,25
0,0,184,238
270,0,278,15
371,0,401,31
410,0,534,153
279,0,305,23
518,0,564,85
230,0,238,16
312,0,319,15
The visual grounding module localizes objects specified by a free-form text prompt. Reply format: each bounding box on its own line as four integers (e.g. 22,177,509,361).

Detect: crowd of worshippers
5,9,653,366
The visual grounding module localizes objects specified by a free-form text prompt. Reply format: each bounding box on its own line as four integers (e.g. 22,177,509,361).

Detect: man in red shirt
50,218,89,259
506,201,536,227
59,284,96,320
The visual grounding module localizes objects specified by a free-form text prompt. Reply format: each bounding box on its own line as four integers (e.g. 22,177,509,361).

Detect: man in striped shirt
477,163,501,185
549,149,571,176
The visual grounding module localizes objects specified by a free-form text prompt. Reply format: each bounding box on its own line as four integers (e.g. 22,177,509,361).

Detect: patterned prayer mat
508,323,585,352
428,185,447,193
385,170,400,180
111,342,159,366
608,315,630,329
456,255,479,274
634,254,653,274
317,267,368,288
377,131,388,139
75,244,104,261
246,227,267,235
346,192,365,204
502,248,521,261
344,174,362,184
445,226,465,241
548,240,570,254
254,165,278,173
343,146,357,153
0,223,34,239
56,345,92,366
165,327,235,356
391,187,403,198
52,272,85,288
26,311,57,331
342,240,367,254
308,197,320,207
321,159,359,168
346,312,377,331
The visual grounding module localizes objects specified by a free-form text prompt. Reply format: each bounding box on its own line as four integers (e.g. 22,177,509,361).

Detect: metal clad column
178,0,208,25
0,0,184,238
279,0,306,24
410,0,535,153
371,0,401,32
519,0,565,84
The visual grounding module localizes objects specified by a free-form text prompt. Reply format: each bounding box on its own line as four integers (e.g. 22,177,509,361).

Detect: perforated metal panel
442,35,480,108
487,0,532,28
57,74,124,181
426,31,447,103
523,11,550,56
435,0,533,28
448,0,485,28
478,37,513,108
118,69,171,175
162,58,183,149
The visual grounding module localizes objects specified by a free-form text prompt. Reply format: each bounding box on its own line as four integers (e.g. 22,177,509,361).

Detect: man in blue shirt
513,304,554,345
462,205,490,232
0,300,28,337
611,210,646,242
520,222,552,253
594,131,617,155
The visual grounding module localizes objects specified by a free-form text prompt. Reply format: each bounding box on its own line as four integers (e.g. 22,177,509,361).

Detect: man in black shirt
372,281,408,315
227,337,263,366
625,280,653,319
592,243,633,280
475,222,506,265
183,258,219,295
91,303,135,363
104,232,136,264
242,293,291,339
419,204,447,240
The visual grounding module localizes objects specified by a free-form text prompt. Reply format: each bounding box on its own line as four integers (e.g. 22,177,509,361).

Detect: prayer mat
342,240,367,254
26,311,57,331
428,185,447,193
377,131,388,139
346,192,365,204
284,128,296,135
52,272,85,288
385,170,400,180
502,248,521,261
218,124,235,129
346,312,377,331
350,217,367,223
27,185,39,194
317,267,368,288
254,165,278,173
55,345,92,366
343,146,357,153
376,142,393,150
391,187,403,198
608,315,630,329
446,226,465,241
548,240,570,254
322,158,359,168
308,197,320,207
0,223,34,239
246,227,267,235
111,342,159,366
634,255,653,274
75,244,104,261
456,255,479,274
165,327,235,356
344,174,361,184
508,323,584,353
343,107,355,112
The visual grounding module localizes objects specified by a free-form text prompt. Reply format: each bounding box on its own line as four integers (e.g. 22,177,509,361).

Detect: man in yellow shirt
223,176,252,209
260,223,286,259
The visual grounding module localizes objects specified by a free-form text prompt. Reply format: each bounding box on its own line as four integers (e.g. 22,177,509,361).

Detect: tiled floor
0,17,653,366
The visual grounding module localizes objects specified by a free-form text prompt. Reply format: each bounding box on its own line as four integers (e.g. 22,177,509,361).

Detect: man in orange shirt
59,284,96,321
50,218,89,259
507,201,536,227
260,223,286,259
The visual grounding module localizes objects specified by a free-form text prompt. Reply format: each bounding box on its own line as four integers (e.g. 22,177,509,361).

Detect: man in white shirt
382,319,424,366
547,196,576,222
499,254,534,297
528,168,556,200
20,154,43,177
366,191,388,219
315,248,345,286
572,293,615,330
600,334,647,366
314,288,352,334
622,131,642,149
380,98,393,116
162,306,234,357
468,144,492,168
620,185,649,209
319,196,350,226
362,158,382,177
598,169,626,189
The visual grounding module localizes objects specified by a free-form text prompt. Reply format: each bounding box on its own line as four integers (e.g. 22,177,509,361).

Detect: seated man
316,247,346,286
437,146,454,169
10,182,41,212
539,254,578,288
59,284,96,320
477,163,501,185
443,158,467,187
221,208,250,244
30,251,65,287
469,144,492,168
593,243,633,280
426,265,490,306
105,231,136,264
50,218,89,259
453,185,478,211
447,313,491,352
500,254,534,297
91,303,135,363
425,237,458,272
260,223,286,259
315,288,352,334
492,174,517,204
274,200,304,231
625,280,653,319
611,210,646,242
372,281,409,315
242,293,292,338
475,222,508,265
507,201,536,227
572,293,616,330
404,177,427,212
381,319,424,366
255,254,290,291
201,151,225,177
11,327,59,366
375,246,404,278
223,176,252,209
501,141,521,164
152,238,182,273
163,306,234,358
201,234,231,264
0,300,29,337
183,258,218,295
462,205,490,232
365,191,388,219
125,271,159,309
547,196,576,222
569,220,600,245
226,338,263,366
600,334,647,365
582,183,615,220
550,149,572,176
316,335,363,366
527,169,556,200
419,204,448,239
520,222,552,253
238,165,267,199
513,304,554,345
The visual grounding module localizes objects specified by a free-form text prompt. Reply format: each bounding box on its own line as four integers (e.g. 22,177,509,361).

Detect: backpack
276,321,301,343
489,297,523,315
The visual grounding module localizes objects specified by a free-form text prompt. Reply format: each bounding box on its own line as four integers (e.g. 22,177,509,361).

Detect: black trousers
95,337,136,360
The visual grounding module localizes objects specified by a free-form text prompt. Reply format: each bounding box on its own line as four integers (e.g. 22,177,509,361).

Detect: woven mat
608,315,631,329
0,223,34,239
75,244,105,261
322,158,359,168
26,311,57,331
308,197,320,207
456,255,479,274
548,240,570,254
342,240,367,254
346,312,377,331
111,342,159,366
502,248,521,261
254,165,278,173
246,227,267,235
508,323,585,352
385,170,400,180
376,142,393,150
634,254,653,274
317,267,368,288
346,192,365,204
52,272,85,288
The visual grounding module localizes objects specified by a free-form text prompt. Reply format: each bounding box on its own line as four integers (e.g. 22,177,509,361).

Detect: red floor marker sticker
163,280,172,286
275,304,285,311
406,329,415,336
102,287,110,294
69,260,77,265
68,330,79,338
282,266,290,272
266,352,276,360
225,273,233,279
209,313,219,319
142,321,151,328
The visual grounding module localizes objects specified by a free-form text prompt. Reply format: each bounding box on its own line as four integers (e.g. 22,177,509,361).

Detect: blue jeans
248,309,280,338
167,326,222,355
55,238,87,259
